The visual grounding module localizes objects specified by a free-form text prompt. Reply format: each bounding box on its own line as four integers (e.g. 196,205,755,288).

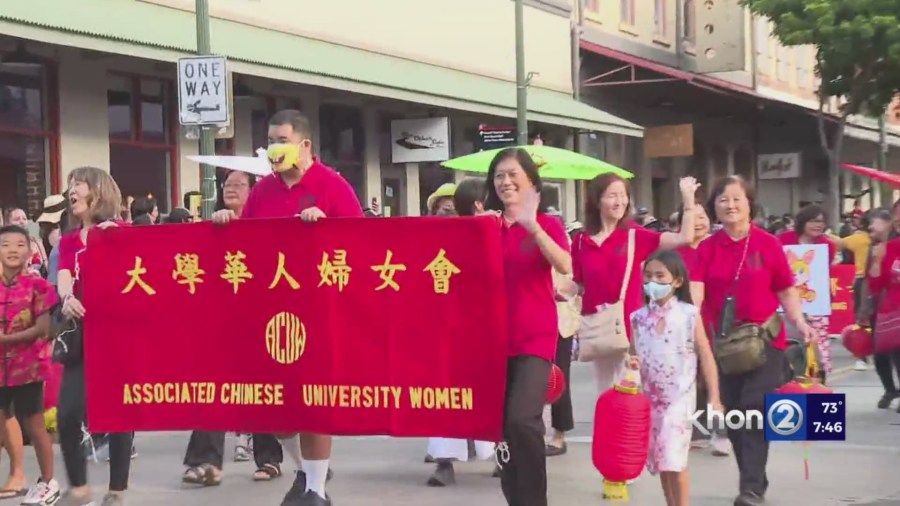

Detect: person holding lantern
628,250,721,506
690,176,816,506
482,148,570,506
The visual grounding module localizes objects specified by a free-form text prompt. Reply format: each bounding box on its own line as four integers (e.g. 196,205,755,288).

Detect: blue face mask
643,281,673,301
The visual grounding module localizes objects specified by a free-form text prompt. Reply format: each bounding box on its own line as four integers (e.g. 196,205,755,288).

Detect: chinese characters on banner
782,244,832,316
828,264,856,334
81,217,508,441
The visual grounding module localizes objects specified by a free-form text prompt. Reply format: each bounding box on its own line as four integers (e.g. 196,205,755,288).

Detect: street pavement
13,343,900,505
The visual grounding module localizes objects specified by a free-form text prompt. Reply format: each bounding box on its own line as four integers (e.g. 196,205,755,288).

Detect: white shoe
711,434,732,457
854,360,868,371
21,478,61,506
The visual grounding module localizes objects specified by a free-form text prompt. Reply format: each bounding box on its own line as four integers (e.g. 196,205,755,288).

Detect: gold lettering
371,250,407,291
462,388,473,410
122,256,156,295
318,250,352,291
172,253,205,294
221,251,253,294
269,252,301,290
123,384,133,405
423,249,461,294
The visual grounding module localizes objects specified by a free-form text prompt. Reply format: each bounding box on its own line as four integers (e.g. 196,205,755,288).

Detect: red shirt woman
869,237,900,328
573,174,700,394
484,148,570,506
690,176,815,505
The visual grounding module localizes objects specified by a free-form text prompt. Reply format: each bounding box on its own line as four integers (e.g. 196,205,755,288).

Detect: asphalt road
11,343,900,505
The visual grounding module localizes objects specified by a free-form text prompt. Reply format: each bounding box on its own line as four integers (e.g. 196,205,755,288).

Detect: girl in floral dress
629,250,721,506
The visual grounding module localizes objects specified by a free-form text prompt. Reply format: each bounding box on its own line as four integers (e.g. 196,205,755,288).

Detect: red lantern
776,380,833,395
592,375,651,501
841,324,873,359
546,364,566,405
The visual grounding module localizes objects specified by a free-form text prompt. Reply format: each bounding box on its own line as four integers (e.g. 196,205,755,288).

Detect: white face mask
643,281,673,301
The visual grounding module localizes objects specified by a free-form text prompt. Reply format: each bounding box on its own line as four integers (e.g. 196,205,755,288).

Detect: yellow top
842,231,871,277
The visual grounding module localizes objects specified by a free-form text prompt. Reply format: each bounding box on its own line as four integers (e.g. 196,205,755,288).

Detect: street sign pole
196,0,216,219
515,0,527,146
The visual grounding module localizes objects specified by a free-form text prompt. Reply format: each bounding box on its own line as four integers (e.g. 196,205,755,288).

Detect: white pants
593,351,630,394
426,438,495,462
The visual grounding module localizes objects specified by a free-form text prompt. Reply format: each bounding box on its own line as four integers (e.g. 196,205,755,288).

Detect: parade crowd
1,108,899,506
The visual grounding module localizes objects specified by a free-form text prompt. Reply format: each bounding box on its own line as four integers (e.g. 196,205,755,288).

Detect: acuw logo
689,404,764,436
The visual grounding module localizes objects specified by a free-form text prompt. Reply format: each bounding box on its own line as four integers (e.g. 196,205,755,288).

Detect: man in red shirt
213,110,362,506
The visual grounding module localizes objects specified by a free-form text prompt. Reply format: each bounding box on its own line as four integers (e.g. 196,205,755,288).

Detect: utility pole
196,0,216,219
878,115,890,207
515,0,528,145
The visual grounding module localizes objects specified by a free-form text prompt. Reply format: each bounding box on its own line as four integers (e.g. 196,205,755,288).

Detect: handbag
874,306,900,354
712,233,782,375
52,246,85,366
577,229,635,362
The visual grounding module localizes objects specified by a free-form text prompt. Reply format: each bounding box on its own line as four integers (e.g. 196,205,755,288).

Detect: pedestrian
864,209,900,410
0,225,60,505
213,109,362,506
867,220,900,412
690,175,816,506
777,205,836,380
7,208,47,278
628,250,721,506
129,197,157,225
482,148,571,506
546,210,579,458
56,166,134,506
573,174,699,397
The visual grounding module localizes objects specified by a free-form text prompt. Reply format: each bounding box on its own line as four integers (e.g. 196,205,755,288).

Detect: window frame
107,71,180,210
0,60,61,198
620,0,636,27
654,0,667,38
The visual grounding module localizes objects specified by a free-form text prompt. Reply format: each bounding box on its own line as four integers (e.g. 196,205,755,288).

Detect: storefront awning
0,0,642,137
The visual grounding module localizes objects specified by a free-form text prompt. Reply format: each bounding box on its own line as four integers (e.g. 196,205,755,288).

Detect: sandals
0,487,27,499
182,464,222,486
252,463,282,482
545,442,567,457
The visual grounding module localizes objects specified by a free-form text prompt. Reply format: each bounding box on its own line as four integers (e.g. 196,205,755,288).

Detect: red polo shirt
573,226,661,341
869,237,900,311
691,225,794,350
58,222,129,295
503,214,569,361
777,230,836,262
242,159,363,219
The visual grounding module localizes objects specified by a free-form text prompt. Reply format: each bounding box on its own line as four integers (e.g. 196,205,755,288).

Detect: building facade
0,0,642,219
575,0,900,218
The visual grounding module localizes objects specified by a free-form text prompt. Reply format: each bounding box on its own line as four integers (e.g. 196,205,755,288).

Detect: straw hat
426,183,457,212
37,195,66,224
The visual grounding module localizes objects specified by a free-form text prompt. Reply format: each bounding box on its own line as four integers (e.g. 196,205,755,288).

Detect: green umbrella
441,145,632,180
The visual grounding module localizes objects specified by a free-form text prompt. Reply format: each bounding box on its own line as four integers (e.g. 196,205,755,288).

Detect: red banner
82,217,508,441
828,264,856,334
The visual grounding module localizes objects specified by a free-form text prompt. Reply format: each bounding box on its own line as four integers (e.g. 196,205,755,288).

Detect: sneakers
877,391,900,409
21,479,61,506
55,489,92,506
426,461,456,487
734,491,765,506
100,493,124,506
234,434,251,462
711,433,732,457
295,491,330,506
854,359,868,371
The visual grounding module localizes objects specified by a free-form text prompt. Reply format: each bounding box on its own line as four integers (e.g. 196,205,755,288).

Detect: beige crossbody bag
577,229,635,362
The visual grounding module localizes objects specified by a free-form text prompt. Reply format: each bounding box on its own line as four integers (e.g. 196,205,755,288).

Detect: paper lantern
546,364,566,405
776,380,833,395
592,375,651,501
841,324,873,359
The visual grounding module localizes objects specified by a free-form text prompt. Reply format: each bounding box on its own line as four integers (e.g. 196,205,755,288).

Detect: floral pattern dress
631,299,697,474
0,272,57,387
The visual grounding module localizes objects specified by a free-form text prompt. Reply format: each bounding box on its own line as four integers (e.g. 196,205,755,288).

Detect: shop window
108,75,177,212
654,0,666,37
0,64,55,216
585,0,600,15
620,0,635,26
681,0,695,51
541,182,563,213
320,104,364,203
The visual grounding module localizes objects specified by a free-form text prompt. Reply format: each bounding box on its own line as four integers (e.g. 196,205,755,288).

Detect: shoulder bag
713,233,783,375
577,229,635,362
52,247,85,366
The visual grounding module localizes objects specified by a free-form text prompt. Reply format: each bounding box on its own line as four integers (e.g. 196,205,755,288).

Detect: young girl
629,250,721,506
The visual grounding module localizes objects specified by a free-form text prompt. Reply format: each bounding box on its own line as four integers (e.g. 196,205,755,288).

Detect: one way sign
177,55,230,126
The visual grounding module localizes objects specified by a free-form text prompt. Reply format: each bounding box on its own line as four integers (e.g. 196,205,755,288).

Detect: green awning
0,0,642,137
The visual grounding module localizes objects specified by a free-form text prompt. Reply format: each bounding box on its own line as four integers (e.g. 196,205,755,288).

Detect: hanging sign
178,56,230,126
